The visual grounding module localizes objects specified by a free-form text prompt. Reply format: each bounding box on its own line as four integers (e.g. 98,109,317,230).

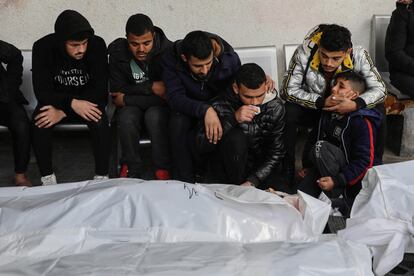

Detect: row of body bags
0,160,413,275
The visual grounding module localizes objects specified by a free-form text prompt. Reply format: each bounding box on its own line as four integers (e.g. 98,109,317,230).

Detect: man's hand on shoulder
235,105,260,123
152,81,166,99
204,107,223,144
110,92,125,107
71,99,102,122
34,105,66,128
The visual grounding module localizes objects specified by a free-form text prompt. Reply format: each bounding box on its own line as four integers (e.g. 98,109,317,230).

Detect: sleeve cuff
315,96,325,109
200,104,211,119
354,97,366,109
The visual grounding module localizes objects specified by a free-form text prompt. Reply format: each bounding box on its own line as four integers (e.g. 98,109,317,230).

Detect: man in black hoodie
0,40,32,186
108,14,172,179
32,10,109,185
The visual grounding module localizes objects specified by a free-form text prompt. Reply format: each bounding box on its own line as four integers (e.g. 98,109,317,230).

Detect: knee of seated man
169,112,192,132
89,114,109,129
145,106,168,125
222,128,247,148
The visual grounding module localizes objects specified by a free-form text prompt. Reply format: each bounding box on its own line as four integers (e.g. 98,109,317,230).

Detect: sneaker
119,164,128,178
41,173,57,186
155,169,171,180
93,175,109,181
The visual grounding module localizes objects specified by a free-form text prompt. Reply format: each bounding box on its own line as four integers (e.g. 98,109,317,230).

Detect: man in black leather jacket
196,63,285,189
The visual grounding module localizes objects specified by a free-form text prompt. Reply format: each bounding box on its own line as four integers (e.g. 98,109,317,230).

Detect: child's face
331,77,356,99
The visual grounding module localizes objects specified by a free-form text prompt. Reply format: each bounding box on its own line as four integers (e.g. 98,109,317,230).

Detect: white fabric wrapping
0,180,330,242
0,179,372,275
339,160,414,276
0,229,373,276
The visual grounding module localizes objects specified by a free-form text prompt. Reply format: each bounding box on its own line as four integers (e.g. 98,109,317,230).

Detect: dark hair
335,70,366,94
319,24,352,52
67,30,93,41
181,31,213,60
235,63,266,89
126,14,154,36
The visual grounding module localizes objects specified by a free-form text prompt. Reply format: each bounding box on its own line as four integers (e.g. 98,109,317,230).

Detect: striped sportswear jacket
281,25,387,109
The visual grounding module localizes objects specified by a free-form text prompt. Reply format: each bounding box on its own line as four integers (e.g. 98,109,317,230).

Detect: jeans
117,105,170,177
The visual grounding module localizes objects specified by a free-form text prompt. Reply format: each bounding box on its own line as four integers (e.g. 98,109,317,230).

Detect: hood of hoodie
54,10,94,44
108,26,171,64
349,107,383,130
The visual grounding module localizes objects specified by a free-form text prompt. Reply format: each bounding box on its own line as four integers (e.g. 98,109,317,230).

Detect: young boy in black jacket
298,71,382,209
0,40,32,186
31,10,109,185
108,14,172,180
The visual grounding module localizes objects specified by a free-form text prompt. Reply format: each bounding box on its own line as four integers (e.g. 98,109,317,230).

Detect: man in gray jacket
281,24,386,185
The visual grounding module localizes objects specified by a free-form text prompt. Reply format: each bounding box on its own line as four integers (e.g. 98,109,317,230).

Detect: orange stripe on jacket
349,118,374,186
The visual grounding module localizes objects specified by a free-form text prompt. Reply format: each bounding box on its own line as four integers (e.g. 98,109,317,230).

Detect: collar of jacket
309,50,353,73
308,30,354,73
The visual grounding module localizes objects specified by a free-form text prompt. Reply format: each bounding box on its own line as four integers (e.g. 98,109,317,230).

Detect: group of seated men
0,9,388,208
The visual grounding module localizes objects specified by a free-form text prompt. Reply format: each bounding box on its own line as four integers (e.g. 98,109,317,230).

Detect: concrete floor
0,128,413,274
1,128,413,187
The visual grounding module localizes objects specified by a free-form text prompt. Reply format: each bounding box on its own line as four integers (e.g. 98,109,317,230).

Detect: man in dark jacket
298,71,382,209
162,30,241,182
108,14,172,179
196,63,285,189
0,40,31,186
32,10,109,185
385,0,414,99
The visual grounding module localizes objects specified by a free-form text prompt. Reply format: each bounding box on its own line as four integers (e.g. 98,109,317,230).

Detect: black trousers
283,102,321,172
32,105,110,177
0,102,31,173
198,128,290,192
390,71,414,99
117,105,170,177
169,112,199,183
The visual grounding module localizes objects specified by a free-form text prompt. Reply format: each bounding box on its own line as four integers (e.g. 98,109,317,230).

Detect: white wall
0,0,396,82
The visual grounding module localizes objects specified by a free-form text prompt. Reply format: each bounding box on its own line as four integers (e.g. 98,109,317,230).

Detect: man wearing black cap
32,10,109,185
108,14,172,180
